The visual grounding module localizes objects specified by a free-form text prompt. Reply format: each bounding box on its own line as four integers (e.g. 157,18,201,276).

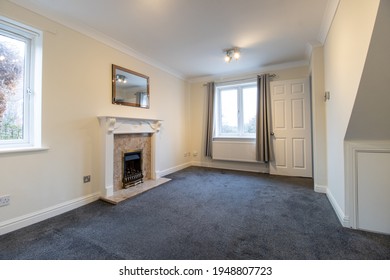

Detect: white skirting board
192,160,269,174
155,162,192,178
0,192,100,236
326,188,350,228
314,184,327,193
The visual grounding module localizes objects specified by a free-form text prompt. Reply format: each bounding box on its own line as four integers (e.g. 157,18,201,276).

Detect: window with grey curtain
205,82,215,157
256,74,273,162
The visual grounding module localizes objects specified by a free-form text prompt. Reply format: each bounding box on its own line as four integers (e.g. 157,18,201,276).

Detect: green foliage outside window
0,36,23,140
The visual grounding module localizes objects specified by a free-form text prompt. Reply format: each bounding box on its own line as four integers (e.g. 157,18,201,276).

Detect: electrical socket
83,175,91,183
0,195,10,207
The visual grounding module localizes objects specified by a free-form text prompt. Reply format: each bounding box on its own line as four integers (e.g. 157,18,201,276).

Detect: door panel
292,99,304,128
357,152,390,234
274,84,286,95
274,100,286,129
292,82,304,94
292,138,305,168
270,78,312,177
274,138,287,168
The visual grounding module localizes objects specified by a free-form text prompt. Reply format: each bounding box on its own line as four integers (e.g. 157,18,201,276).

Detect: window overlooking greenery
215,81,257,138
0,17,42,149
0,34,25,141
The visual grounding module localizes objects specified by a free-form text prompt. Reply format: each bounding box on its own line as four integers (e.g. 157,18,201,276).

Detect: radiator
212,140,257,162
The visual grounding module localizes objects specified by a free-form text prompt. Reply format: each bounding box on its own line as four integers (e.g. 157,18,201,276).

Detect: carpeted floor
1,166,389,260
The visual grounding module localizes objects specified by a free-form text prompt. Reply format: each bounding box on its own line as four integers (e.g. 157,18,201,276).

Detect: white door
269,78,312,177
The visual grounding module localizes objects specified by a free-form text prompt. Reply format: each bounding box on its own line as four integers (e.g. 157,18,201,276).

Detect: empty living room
0,0,389,279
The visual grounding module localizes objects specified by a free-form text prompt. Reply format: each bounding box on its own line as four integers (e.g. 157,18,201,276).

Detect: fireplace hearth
123,150,143,188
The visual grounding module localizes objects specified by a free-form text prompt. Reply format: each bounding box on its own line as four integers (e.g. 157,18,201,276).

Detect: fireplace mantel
98,116,163,199
98,116,162,134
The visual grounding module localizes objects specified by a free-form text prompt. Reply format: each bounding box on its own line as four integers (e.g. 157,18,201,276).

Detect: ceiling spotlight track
224,47,240,63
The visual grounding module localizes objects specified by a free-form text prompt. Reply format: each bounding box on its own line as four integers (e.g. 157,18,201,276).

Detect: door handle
270,132,275,136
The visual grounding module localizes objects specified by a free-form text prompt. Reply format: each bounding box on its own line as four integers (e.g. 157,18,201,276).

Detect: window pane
243,87,257,134
220,89,238,134
0,34,25,141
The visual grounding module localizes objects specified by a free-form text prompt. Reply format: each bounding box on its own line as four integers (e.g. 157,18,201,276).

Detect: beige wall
0,1,190,232
309,46,327,191
4,0,384,234
323,0,380,217
189,66,309,172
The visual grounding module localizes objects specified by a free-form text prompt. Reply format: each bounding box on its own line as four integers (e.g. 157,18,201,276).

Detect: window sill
0,146,49,155
213,137,255,142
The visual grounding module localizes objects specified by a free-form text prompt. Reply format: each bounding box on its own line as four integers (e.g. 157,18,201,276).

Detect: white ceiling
9,0,332,81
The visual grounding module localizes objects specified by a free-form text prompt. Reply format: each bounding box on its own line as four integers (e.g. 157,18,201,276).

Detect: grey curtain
256,74,273,162
205,82,215,157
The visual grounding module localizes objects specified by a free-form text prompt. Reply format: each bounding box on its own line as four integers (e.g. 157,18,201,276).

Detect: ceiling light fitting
115,74,127,83
224,47,240,63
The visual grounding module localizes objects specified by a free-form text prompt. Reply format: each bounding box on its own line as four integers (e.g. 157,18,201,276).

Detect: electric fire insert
122,150,143,188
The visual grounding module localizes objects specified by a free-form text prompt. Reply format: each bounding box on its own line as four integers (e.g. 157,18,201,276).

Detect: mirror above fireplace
112,64,150,108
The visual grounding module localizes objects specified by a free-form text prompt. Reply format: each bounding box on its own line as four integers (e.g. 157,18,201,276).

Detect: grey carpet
0,166,389,259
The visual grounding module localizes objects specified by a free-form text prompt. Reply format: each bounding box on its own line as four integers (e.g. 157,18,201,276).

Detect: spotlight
224,47,240,63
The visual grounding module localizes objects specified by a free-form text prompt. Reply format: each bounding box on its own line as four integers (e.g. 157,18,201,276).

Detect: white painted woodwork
97,116,162,197
345,141,390,234
269,78,312,177
356,151,390,234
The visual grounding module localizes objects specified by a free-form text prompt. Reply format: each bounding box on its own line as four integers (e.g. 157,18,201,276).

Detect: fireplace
98,116,170,204
98,116,162,198
123,150,143,188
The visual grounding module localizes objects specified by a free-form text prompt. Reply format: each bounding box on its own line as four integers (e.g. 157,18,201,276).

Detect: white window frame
214,80,257,139
0,17,43,153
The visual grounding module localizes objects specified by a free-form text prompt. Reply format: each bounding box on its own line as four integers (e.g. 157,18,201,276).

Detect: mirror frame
112,64,150,108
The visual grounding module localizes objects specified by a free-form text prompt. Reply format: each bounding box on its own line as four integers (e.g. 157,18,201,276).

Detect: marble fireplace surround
98,116,170,204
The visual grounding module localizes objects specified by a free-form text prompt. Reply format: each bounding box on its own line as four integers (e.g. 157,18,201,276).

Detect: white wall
4,0,386,235
0,1,190,234
309,46,327,192
346,0,390,141
323,0,380,223
343,0,390,233
189,66,309,173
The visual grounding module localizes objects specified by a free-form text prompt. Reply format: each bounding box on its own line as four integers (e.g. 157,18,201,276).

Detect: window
0,17,42,150
215,81,257,138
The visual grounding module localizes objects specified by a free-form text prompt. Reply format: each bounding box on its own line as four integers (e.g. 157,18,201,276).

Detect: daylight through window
0,18,42,149
215,81,257,138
